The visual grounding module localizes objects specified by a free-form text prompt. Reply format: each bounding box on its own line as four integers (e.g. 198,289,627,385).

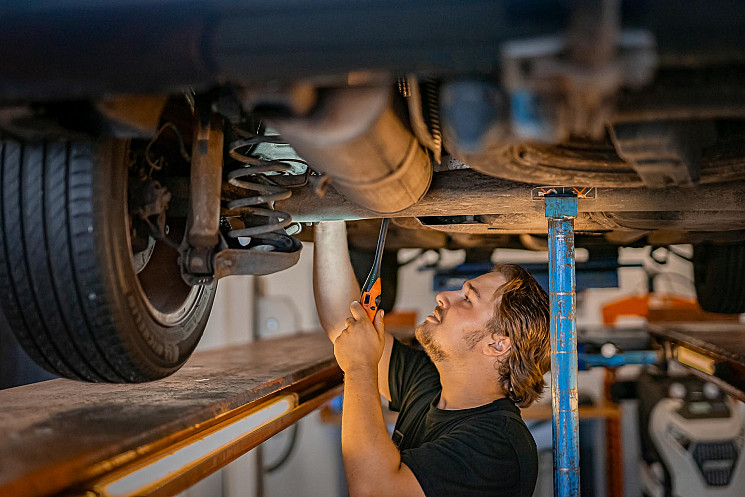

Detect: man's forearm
313,222,360,340
341,371,405,497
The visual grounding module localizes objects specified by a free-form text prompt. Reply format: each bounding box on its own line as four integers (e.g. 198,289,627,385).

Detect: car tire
0,135,217,382
693,242,745,314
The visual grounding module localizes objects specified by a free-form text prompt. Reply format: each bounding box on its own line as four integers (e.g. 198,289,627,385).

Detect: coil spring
423,76,442,157
225,132,306,242
401,75,442,164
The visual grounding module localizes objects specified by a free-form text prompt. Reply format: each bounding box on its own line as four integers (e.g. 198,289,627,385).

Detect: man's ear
483,336,511,357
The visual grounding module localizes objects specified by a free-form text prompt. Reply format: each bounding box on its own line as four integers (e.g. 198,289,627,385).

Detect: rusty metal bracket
181,246,215,285
128,177,172,253
213,240,303,280
188,112,224,249
179,107,224,286
182,239,303,285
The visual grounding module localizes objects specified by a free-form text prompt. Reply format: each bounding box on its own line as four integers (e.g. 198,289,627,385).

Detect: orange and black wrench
360,218,390,321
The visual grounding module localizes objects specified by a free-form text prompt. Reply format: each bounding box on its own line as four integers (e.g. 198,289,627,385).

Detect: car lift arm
0,333,342,497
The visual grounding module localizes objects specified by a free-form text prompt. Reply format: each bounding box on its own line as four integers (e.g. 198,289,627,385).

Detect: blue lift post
545,195,580,497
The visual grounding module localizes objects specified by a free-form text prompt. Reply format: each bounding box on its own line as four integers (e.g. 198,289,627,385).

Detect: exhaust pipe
268,86,432,214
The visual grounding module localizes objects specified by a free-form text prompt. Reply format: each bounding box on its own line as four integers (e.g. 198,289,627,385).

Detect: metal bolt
285,223,302,236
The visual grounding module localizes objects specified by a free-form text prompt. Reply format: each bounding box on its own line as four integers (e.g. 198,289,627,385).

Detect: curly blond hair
488,263,551,408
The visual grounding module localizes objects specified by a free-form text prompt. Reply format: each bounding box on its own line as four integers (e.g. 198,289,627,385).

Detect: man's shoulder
401,404,538,497
447,402,534,448
451,408,520,432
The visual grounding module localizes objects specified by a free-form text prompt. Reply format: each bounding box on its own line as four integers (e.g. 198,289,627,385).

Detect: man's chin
415,322,448,362
414,321,431,343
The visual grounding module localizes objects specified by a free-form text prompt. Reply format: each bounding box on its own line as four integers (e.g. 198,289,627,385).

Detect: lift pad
0,333,341,497
649,322,745,402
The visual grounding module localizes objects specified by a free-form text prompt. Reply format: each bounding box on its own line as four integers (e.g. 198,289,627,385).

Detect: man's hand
336,302,426,497
333,301,385,375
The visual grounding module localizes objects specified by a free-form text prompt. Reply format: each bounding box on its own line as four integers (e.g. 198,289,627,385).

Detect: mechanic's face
415,272,507,363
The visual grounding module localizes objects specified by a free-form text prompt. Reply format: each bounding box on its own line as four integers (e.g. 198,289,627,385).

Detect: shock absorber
223,129,307,249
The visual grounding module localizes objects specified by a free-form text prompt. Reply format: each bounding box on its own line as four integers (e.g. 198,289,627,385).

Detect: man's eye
464,295,470,303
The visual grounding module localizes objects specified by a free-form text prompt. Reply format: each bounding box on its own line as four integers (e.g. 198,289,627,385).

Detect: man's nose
436,291,450,308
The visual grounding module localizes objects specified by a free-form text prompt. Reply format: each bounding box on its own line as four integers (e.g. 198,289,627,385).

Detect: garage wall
258,243,344,497
197,275,256,351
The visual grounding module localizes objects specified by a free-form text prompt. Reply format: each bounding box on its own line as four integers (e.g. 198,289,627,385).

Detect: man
313,221,551,497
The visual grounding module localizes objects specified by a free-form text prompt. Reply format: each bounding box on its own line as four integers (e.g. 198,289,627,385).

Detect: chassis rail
277,170,745,222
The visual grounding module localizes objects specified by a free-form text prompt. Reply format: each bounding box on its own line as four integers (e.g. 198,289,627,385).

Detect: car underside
0,0,744,382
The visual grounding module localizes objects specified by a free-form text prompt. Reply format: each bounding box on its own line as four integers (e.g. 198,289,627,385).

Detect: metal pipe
545,196,580,497
268,86,431,214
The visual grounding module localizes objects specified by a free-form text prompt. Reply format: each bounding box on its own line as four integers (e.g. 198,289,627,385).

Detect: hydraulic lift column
545,195,580,497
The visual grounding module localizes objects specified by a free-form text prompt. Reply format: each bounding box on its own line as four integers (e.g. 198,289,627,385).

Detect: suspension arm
188,112,224,249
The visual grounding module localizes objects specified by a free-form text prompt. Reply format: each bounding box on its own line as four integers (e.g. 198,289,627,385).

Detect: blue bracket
545,195,580,497
578,345,659,370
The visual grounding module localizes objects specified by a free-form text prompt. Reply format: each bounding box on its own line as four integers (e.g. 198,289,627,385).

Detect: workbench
648,321,745,402
0,332,341,497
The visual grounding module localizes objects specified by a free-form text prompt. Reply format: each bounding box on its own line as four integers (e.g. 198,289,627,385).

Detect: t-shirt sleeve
388,339,439,412
400,420,525,497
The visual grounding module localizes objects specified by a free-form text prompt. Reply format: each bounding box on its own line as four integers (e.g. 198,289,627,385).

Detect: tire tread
0,134,216,383
694,242,745,314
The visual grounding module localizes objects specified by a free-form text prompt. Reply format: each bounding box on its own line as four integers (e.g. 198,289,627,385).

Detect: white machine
640,373,745,497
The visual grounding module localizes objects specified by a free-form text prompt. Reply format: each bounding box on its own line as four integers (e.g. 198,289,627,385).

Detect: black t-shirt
388,339,538,497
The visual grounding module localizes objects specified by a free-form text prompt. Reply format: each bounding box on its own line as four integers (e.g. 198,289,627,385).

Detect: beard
415,321,448,362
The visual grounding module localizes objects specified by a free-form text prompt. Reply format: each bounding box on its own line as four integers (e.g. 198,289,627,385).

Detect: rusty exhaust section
269,86,432,214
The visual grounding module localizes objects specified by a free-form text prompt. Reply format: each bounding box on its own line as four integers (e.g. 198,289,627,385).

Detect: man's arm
313,221,394,401
335,303,425,497
312,221,360,342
